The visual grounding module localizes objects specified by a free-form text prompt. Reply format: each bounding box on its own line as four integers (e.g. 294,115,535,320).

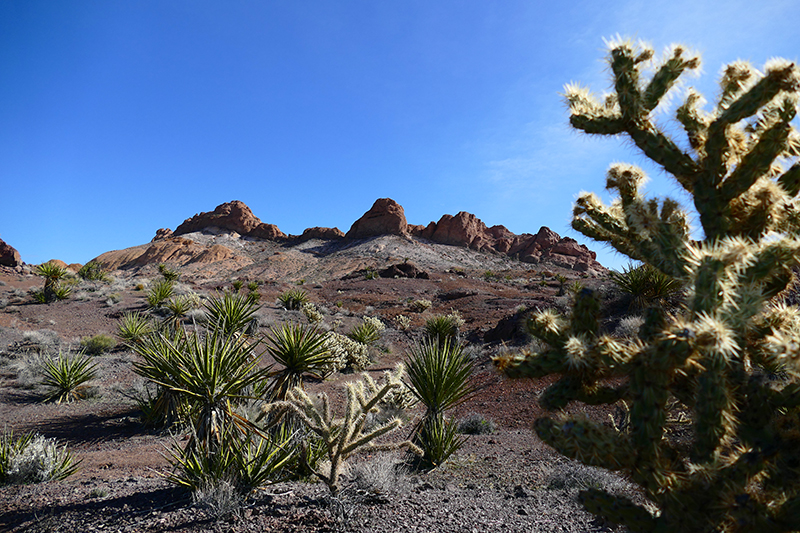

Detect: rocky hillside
92,199,605,279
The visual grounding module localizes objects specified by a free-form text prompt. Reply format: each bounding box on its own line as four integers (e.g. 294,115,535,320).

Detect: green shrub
34,262,71,303
80,334,116,355
457,413,496,435
497,40,800,531
41,350,98,403
231,280,244,292
412,416,466,470
77,261,110,282
277,289,309,310
158,263,180,282
423,312,464,345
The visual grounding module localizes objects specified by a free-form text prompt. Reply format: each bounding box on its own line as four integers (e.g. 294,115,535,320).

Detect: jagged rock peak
173,200,286,240
345,198,408,240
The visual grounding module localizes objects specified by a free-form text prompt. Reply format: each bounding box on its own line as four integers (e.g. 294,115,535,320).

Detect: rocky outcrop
94,237,252,271
299,227,345,241
174,200,286,240
345,198,408,240
379,262,429,279
152,228,173,242
411,208,604,273
0,238,21,267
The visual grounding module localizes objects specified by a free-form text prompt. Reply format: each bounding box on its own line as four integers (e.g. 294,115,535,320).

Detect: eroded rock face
0,238,21,267
94,237,252,271
152,228,173,242
174,200,286,240
345,198,408,239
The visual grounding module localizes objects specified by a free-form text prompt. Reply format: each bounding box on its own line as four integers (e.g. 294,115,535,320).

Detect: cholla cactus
496,39,800,532
261,366,420,495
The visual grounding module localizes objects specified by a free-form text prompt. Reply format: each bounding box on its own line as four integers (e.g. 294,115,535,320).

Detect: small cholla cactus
496,39,800,532
261,366,420,495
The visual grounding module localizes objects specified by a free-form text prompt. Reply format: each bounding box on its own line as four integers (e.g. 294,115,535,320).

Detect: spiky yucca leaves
203,291,260,337
117,311,155,344
261,366,421,496
132,327,270,452
405,338,475,422
146,279,174,309
277,289,309,310
0,429,81,484
41,350,98,404
34,262,70,303
264,323,332,401
497,40,800,532
609,262,683,310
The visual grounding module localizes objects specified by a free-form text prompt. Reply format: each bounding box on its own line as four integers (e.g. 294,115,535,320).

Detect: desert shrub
146,279,174,308
261,366,420,496
609,262,683,310
277,289,309,310
350,453,410,499
301,302,324,324
0,430,81,484
394,314,412,331
247,281,259,292
497,40,800,531
77,261,110,282
117,312,155,344
203,291,260,337
263,323,332,401
423,311,464,345
457,413,497,435
18,329,61,354
323,331,370,373
231,280,244,292
80,334,116,355
347,316,384,346
409,299,432,313
614,315,644,338
41,350,98,403
158,263,180,282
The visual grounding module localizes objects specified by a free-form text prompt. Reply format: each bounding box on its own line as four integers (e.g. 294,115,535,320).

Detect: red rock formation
0,238,21,267
299,227,345,241
152,228,173,242
173,200,286,240
345,198,408,239
94,237,252,271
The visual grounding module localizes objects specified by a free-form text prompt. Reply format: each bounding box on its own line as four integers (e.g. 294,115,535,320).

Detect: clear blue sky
2,1,799,270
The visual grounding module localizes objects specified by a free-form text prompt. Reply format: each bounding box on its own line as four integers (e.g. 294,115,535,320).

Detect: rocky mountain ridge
91,198,604,277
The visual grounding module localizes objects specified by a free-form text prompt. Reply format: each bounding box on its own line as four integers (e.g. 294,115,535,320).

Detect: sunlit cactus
496,38,800,532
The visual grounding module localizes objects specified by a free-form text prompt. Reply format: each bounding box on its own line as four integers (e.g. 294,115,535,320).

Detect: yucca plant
147,279,175,309
277,289,309,311
405,338,475,421
347,317,384,346
204,291,260,337
264,323,332,401
413,415,467,470
164,423,296,496
41,350,98,404
423,313,463,345
609,262,683,310
117,311,155,344
132,327,270,452
158,263,180,282
34,262,70,303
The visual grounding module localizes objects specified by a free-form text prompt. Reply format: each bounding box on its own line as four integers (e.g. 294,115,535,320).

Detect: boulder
174,200,286,240
345,198,408,239
0,238,21,267
379,262,429,279
299,227,345,241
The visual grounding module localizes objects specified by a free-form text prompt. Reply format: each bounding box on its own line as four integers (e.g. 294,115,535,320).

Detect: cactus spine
497,38,800,532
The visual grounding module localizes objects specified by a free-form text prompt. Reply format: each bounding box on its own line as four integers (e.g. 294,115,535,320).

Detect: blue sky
1,1,799,270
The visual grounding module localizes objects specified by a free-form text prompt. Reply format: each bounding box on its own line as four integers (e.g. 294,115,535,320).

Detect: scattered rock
173,200,286,240
345,198,408,240
0,238,21,267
